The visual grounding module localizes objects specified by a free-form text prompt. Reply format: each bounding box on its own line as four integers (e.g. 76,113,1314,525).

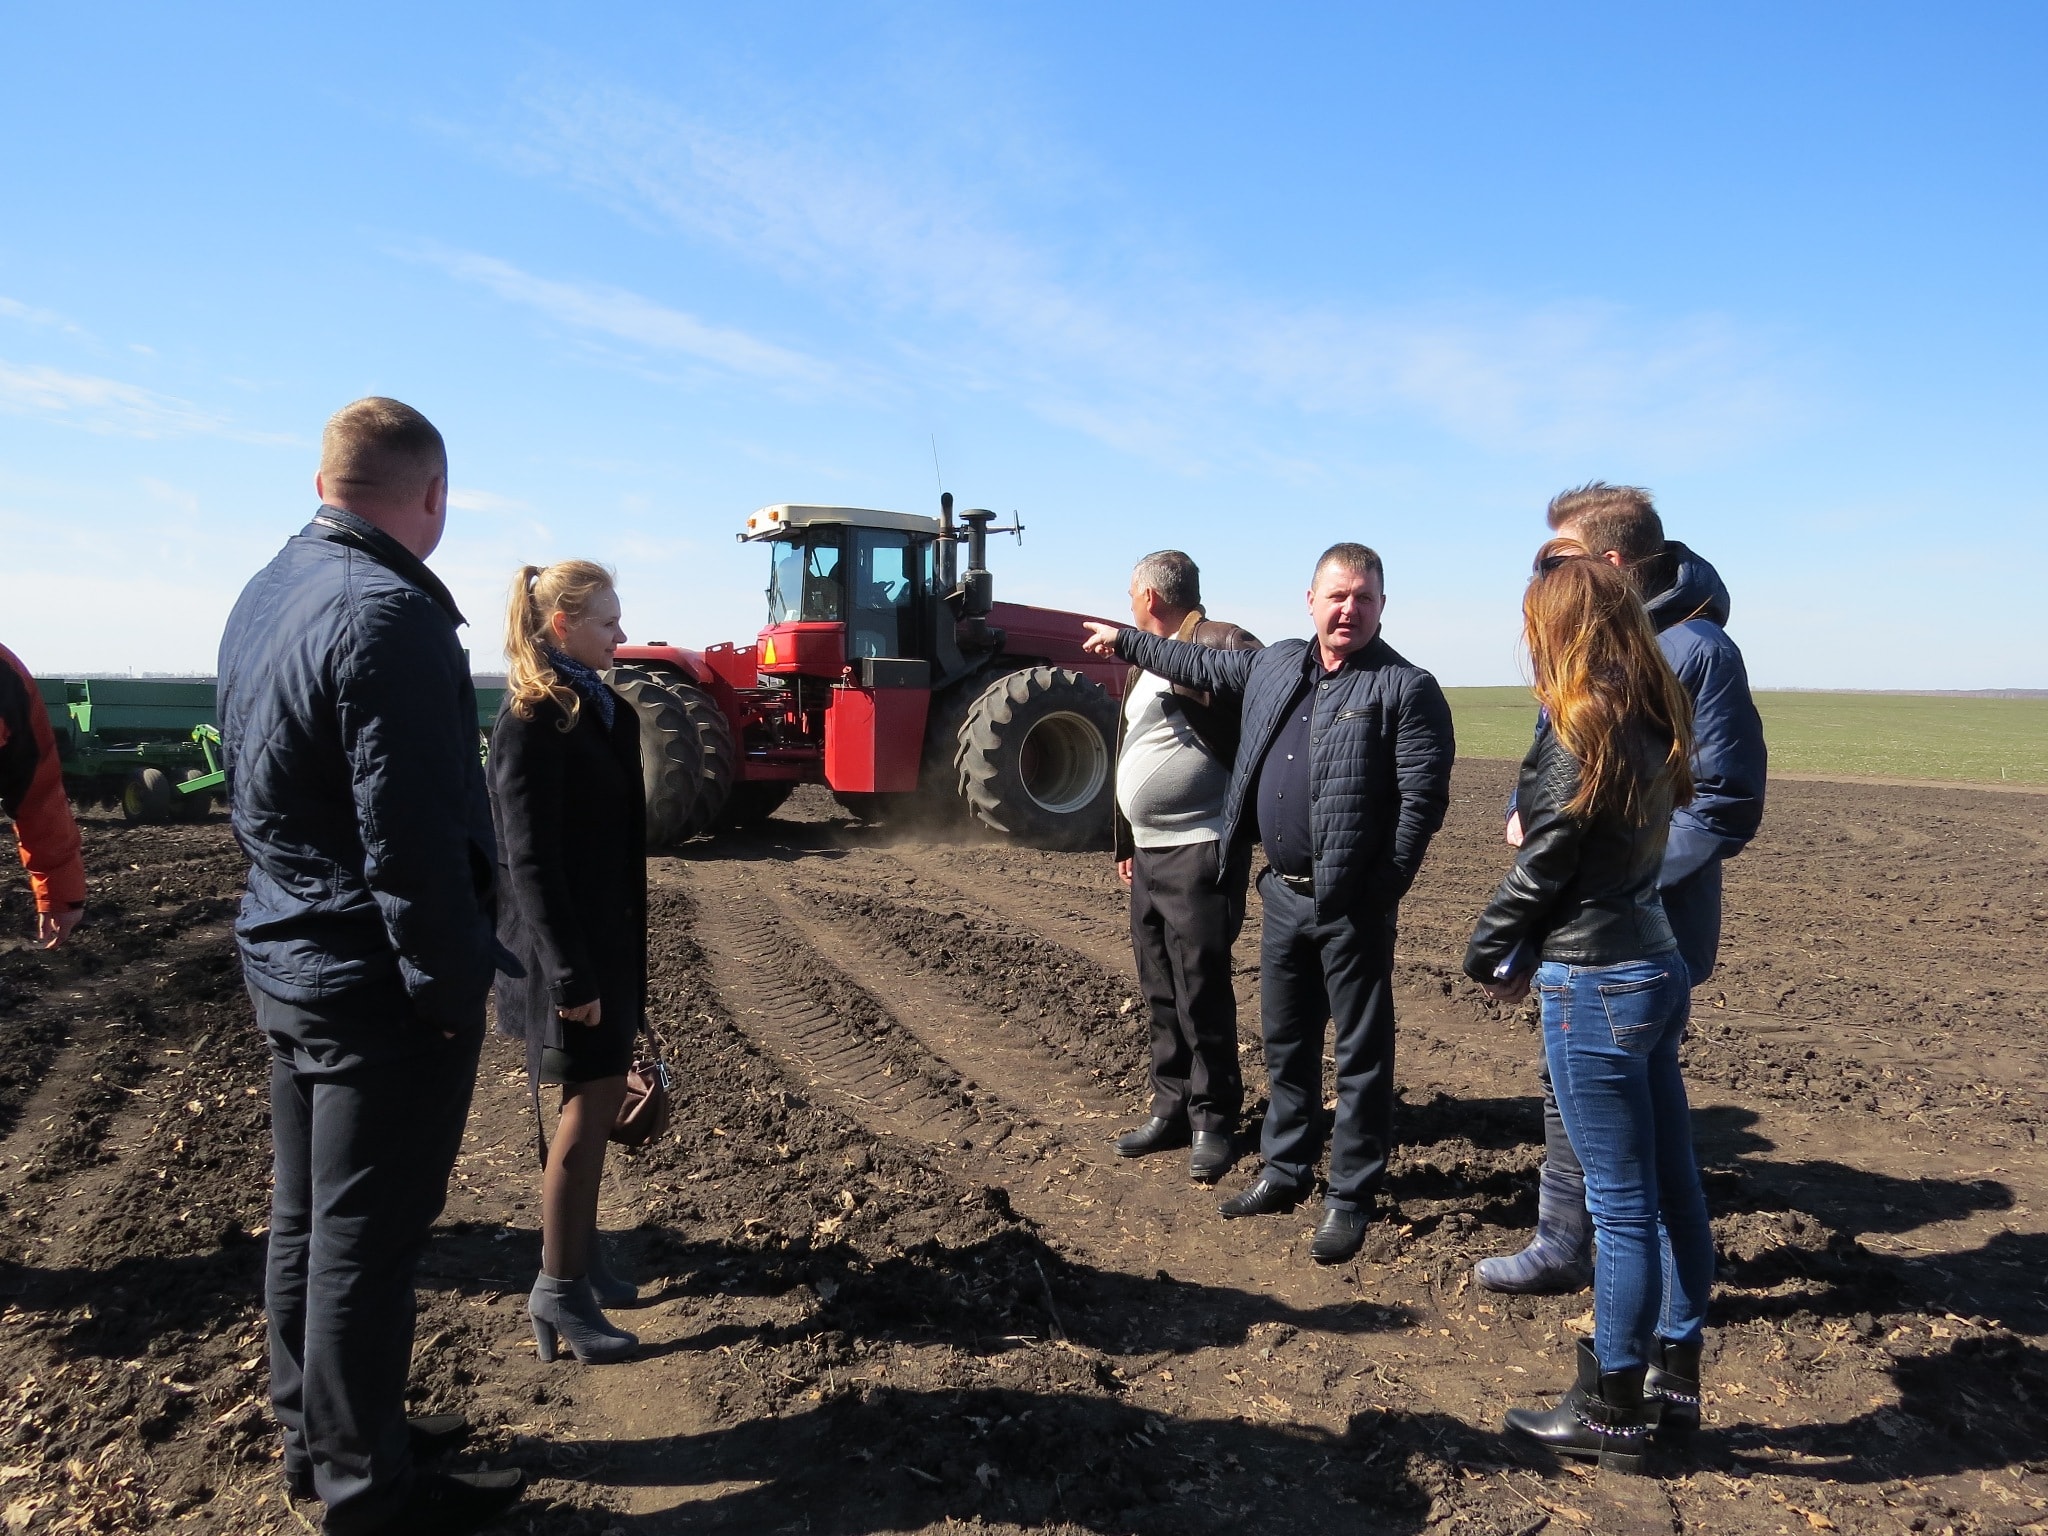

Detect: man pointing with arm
1085,542,1455,1263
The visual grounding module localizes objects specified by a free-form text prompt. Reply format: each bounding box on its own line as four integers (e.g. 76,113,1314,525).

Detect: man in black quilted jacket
1084,543,1455,1262
218,398,522,1535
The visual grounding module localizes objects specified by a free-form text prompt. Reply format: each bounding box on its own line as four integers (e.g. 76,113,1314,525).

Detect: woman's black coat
488,689,647,1062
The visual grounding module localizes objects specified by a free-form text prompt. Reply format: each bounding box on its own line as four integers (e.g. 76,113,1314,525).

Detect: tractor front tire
609,668,705,849
955,667,1117,849
121,767,175,824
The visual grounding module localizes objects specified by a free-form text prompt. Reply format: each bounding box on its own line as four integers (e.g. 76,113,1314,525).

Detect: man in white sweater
1111,551,1263,1182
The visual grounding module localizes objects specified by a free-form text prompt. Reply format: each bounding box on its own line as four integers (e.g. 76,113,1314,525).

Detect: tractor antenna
930,435,944,493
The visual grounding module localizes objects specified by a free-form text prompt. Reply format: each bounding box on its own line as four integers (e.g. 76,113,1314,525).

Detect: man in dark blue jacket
1085,543,1455,1263
1476,483,1767,1295
219,398,522,1534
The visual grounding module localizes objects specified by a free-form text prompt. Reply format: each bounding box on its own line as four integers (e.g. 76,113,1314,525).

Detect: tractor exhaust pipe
939,491,958,591
958,507,996,619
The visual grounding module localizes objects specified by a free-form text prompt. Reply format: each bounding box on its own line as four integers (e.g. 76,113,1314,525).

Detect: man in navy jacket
219,398,521,1534
1476,483,1768,1295
1086,543,1455,1263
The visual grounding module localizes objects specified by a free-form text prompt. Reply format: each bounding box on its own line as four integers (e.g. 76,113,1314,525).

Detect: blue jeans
1538,956,1713,1373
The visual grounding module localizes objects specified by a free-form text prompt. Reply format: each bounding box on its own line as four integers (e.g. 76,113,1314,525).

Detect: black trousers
1255,871,1397,1211
254,981,483,1534
1542,858,1723,1180
1130,839,1248,1133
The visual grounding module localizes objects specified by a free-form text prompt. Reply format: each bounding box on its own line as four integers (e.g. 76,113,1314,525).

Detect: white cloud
491,71,1801,468
0,296,85,334
408,245,836,388
0,359,230,438
447,487,533,514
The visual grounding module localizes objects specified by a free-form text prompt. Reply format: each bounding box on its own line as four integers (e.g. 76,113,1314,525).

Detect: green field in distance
1443,687,2048,784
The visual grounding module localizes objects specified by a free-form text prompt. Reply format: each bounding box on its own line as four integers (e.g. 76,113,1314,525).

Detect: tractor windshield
766,530,844,624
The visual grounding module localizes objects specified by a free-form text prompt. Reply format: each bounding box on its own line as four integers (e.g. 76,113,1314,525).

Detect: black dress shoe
378,1468,525,1535
1218,1175,1304,1218
1115,1116,1190,1158
285,1415,474,1500
1309,1205,1370,1263
408,1412,471,1458
1188,1132,1236,1183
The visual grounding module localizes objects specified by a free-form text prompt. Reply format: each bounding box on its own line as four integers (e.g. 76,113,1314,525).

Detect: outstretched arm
1083,626,1260,698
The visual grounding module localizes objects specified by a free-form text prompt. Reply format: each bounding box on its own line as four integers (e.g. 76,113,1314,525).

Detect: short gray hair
1132,550,1201,611
1313,541,1384,587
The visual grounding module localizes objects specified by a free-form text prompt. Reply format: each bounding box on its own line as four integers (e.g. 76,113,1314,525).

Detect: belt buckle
1279,872,1314,895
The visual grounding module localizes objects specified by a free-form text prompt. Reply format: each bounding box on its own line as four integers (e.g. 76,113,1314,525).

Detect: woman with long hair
490,561,645,1364
1464,540,1713,1471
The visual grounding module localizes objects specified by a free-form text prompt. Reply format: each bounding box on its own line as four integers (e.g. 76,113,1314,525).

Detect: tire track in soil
662,854,1405,1326
875,843,1143,982
660,862,983,1152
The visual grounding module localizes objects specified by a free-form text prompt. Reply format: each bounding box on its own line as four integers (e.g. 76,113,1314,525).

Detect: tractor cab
747,505,948,681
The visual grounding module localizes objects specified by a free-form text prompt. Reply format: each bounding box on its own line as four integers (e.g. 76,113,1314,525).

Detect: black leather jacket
1464,719,1679,982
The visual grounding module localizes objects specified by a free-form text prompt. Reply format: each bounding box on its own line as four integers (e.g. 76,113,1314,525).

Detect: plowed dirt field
2,763,2045,1535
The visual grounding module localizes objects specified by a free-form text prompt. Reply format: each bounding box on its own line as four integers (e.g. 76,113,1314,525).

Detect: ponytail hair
504,560,618,729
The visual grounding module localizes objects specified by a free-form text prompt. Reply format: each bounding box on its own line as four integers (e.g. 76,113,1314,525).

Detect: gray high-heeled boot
529,1273,637,1364
587,1237,640,1308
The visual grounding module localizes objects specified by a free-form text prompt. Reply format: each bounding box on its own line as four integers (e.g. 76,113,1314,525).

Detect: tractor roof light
742,504,942,541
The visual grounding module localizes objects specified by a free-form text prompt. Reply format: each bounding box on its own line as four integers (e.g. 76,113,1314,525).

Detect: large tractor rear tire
955,667,1117,849
609,667,735,849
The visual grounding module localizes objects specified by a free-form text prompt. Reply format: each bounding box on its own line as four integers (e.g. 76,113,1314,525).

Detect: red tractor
608,494,1126,849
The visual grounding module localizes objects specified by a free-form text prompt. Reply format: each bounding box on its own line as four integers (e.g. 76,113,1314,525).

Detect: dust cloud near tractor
606,496,1126,850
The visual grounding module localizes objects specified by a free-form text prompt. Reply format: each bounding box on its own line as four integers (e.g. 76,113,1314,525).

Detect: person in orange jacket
0,643,86,948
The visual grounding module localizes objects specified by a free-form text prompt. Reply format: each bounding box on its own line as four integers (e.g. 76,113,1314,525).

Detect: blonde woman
490,562,643,1364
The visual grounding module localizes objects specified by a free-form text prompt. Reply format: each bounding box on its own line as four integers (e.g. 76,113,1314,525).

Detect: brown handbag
609,1049,672,1148
529,1023,673,1166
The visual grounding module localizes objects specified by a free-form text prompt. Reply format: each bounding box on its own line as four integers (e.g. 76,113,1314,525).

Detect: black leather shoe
286,1415,473,1501
379,1468,525,1534
1309,1205,1369,1263
1188,1132,1236,1183
408,1412,471,1458
1115,1116,1190,1158
1218,1175,1304,1218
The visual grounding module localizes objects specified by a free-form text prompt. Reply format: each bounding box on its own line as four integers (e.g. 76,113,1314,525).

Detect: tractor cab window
847,530,926,659
767,530,844,624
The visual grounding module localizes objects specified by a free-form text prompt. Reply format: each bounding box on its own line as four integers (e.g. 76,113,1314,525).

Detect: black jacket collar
307,505,467,627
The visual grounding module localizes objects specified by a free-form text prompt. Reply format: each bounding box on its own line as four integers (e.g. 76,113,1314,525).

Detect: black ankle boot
1646,1337,1702,1446
1504,1339,1654,1473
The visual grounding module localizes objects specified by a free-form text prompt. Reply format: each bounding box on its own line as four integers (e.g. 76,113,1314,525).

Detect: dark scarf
543,646,616,730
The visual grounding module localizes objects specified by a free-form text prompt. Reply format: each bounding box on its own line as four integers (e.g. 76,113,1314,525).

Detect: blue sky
2,3,2042,687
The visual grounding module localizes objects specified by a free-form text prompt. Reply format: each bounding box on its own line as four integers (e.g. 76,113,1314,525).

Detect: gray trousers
1543,858,1722,1178
255,981,482,1534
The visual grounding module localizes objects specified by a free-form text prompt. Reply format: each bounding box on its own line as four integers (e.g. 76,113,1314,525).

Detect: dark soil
1,764,2043,1534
